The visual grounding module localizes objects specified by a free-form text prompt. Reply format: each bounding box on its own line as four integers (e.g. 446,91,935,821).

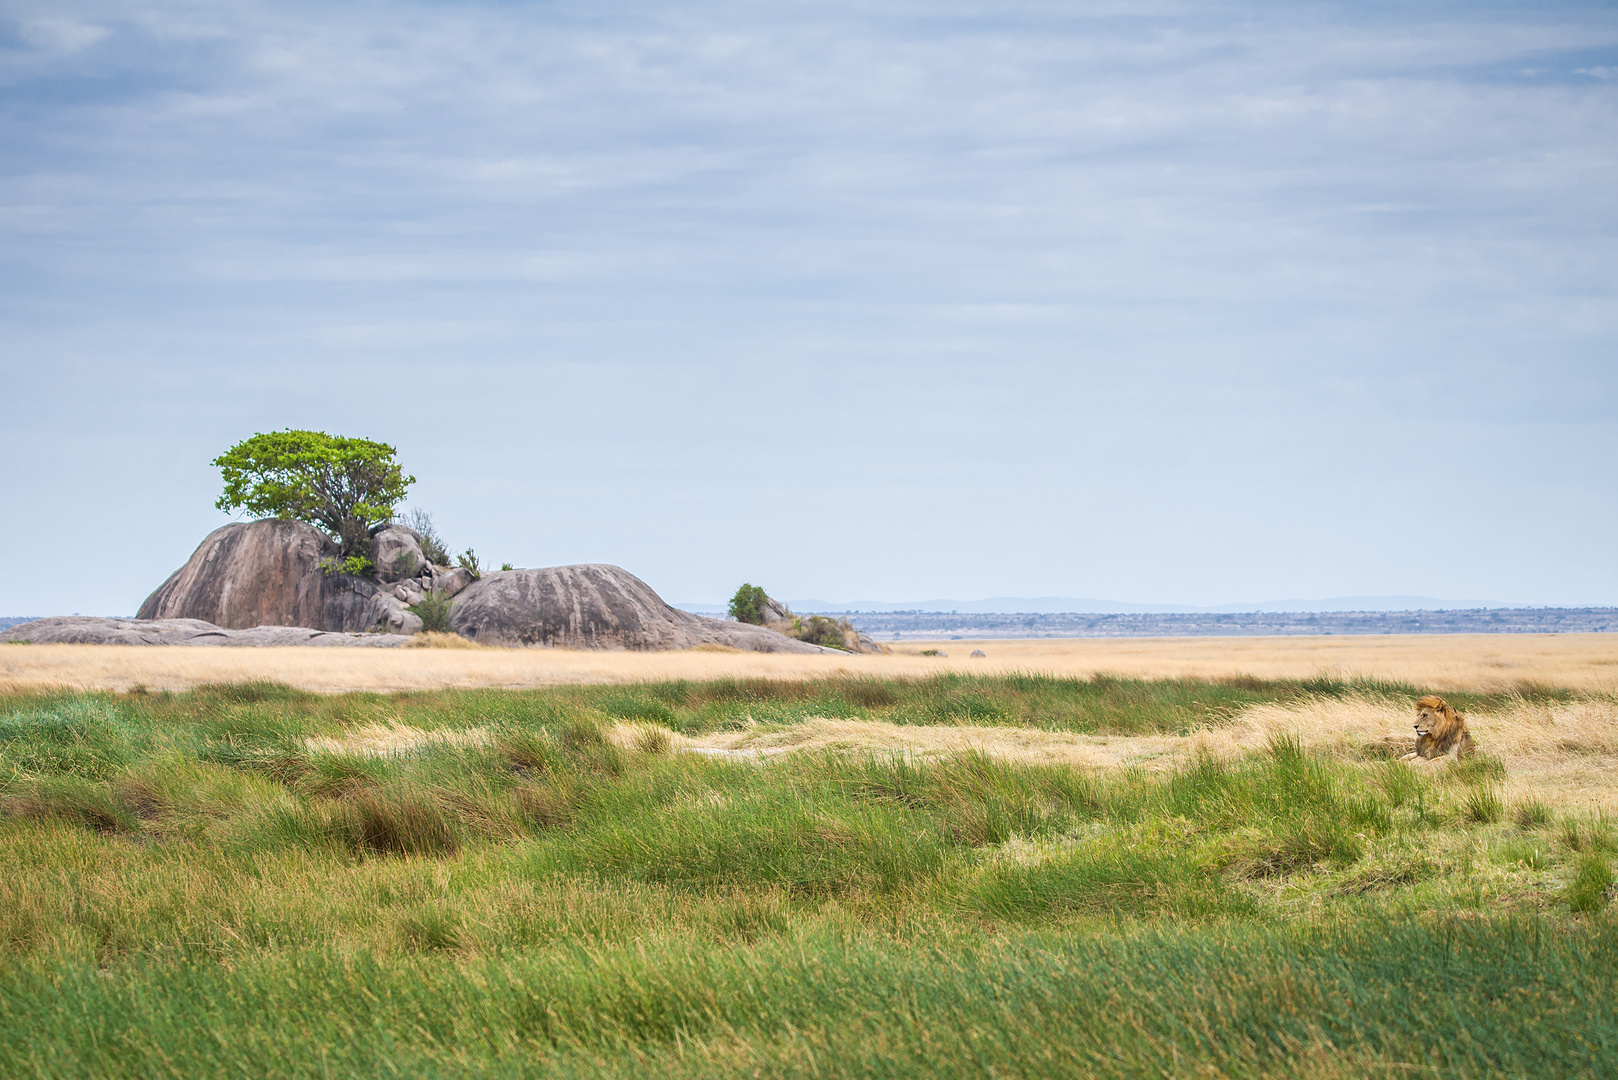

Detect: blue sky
2,1,1615,615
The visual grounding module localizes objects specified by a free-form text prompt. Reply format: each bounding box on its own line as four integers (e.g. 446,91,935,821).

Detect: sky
2,0,1615,616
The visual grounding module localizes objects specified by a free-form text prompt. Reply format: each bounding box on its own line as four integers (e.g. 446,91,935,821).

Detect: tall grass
1,920,1613,1079
0,680,1613,1077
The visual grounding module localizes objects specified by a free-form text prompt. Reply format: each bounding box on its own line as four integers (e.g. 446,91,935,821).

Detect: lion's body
1402,694,1475,761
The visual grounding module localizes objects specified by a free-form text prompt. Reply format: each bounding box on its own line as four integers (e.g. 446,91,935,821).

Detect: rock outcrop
128,521,851,654
0,616,412,647
449,565,835,652
137,520,423,635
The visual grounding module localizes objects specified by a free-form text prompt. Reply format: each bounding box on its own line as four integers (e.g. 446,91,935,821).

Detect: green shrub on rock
728,583,769,625
794,615,852,651
408,590,454,634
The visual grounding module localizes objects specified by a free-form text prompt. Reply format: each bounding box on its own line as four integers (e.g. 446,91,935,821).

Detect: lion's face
1414,704,1440,737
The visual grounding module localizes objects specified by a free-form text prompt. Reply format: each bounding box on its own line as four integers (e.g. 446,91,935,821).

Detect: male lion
1401,695,1475,762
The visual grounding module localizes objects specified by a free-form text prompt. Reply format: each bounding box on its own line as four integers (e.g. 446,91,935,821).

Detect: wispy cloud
1,1,1616,612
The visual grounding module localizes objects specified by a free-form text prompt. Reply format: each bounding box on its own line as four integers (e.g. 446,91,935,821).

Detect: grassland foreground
1,636,1615,1077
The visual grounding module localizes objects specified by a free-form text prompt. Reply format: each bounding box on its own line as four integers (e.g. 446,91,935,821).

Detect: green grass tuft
1569,854,1614,914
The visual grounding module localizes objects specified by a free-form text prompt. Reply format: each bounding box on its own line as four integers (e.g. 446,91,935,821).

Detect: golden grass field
7,633,1616,816
3,632,1617,694
657,694,1618,813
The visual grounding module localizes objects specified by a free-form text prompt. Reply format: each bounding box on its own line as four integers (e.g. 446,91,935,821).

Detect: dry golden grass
401,632,487,650
3,632,1616,693
303,724,490,756
647,693,1618,813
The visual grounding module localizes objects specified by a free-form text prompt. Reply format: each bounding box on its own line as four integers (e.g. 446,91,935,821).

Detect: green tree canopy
213,430,414,557
728,583,769,625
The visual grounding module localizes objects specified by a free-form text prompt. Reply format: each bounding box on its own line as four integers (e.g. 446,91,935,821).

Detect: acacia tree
728,583,769,624
213,430,415,559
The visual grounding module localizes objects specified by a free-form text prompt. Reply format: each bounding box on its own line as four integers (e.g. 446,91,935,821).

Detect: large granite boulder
448,565,835,652
137,520,416,634
132,524,845,654
0,616,412,647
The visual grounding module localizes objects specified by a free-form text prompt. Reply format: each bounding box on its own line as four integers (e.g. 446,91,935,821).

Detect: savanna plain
3,635,1617,1078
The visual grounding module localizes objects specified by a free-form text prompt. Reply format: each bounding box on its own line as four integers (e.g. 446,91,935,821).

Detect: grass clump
1513,796,1554,829
1569,854,1614,913
1462,784,1505,825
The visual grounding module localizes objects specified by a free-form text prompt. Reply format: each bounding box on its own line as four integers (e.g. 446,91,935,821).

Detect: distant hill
677,595,1513,615
0,617,43,631
814,608,1618,640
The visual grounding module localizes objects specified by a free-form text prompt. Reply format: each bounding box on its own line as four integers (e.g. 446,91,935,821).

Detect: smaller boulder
760,597,793,627
856,631,889,655
426,565,477,599
393,580,426,606
386,608,425,635
970,649,986,657
373,526,429,583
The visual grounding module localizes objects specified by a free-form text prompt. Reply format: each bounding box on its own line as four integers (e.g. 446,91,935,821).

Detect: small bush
322,554,375,578
457,548,482,579
500,563,513,572
408,590,453,634
1568,853,1613,913
728,583,769,625
794,615,850,651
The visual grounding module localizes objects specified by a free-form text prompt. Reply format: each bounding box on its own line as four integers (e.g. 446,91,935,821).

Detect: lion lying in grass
1401,694,1475,762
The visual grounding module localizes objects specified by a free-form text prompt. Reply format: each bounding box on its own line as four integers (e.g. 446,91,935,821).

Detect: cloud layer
1,1,1615,613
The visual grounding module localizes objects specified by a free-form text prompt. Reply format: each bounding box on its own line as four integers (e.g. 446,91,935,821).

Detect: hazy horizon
2,1,1614,617
676,594,1532,616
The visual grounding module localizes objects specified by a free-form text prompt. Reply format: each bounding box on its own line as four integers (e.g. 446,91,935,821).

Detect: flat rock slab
0,616,413,647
